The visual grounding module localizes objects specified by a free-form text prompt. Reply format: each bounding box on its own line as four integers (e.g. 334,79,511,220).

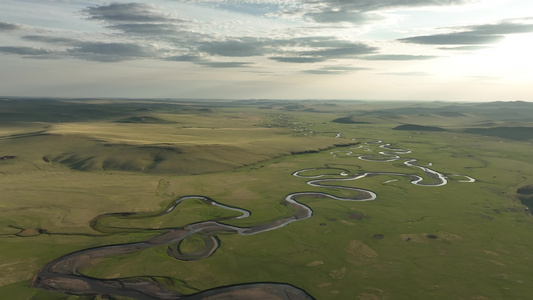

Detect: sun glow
428,32,533,83
486,33,533,80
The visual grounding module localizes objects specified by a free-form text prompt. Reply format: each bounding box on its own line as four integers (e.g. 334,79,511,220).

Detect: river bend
32,140,474,299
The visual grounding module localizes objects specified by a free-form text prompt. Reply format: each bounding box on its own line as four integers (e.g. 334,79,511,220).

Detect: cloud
399,32,503,45
197,61,253,68
181,34,377,63
399,19,533,45
81,3,195,39
82,2,379,62
0,46,51,55
165,55,201,62
0,2,378,67
270,56,326,63
304,10,379,24
303,0,471,12
438,45,489,51
190,0,469,14
82,3,178,23
303,65,370,74
166,34,376,65
199,38,266,57
165,55,252,68
299,43,376,57
216,1,285,16
268,37,377,62
464,20,533,35
269,42,375,63
67,42,157,62
22,35,77,45
0,22,23,31
282,0,472,25
360,54,439,60
79,3,265,63
108,23,188,36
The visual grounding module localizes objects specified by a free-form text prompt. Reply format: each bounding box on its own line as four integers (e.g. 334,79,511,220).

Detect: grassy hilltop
1,98,533,299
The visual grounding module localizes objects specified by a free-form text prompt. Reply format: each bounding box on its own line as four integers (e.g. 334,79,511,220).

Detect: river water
32,140,474,299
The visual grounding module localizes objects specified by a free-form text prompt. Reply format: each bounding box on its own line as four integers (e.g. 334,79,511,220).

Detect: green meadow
1,98,533,299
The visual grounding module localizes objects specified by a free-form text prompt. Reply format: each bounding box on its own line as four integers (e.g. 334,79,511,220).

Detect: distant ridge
115,116,174,124
393,124,447,131
331,116,371,124
464,127,533,141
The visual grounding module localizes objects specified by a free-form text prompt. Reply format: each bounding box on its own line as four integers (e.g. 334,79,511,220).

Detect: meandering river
32,140,474,299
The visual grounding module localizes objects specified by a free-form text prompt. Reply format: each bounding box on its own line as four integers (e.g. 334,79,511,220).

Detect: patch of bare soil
470,296,490,300
317,282,332,288
345,240,378,265
357,287,390,300
329,267,346,280
37,277,91,291
0,259,37,286
348,212,365,220
306,260,324,267
340,220,355,226
18,228,39,237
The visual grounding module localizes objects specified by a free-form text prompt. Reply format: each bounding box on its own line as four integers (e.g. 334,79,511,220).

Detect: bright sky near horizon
1,0,532,101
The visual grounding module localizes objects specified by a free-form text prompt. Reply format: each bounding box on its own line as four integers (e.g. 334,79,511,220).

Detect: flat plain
1,98,533,299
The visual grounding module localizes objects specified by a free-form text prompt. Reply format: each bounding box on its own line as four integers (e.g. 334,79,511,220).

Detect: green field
1,98,533,299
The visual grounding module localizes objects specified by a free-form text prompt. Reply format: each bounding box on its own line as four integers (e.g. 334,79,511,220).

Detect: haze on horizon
1,0,532,102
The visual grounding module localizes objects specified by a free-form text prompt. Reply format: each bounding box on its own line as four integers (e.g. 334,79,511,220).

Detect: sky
1,0,532,101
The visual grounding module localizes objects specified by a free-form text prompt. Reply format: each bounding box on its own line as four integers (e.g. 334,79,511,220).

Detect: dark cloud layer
0,46,51,55
299,44,376,57
2,1,528,73
199,39,266,57
266,37,377,63
165,55,252,68
165,55,200,62
270,56,326,63
82,3,378,62
400,32,503,45
305,10,377,24
303,65,370,74
303,0,470,12
67,42,157,62
82,3,194,40
399,20,533,45
82,3,177,22
294,0,470,25
197,61,253,68
109,23,186,35
22,35,77,45
0,2,389,67
465,21,533,34
360,54,439,60
0,22,22,31
438,45,489,51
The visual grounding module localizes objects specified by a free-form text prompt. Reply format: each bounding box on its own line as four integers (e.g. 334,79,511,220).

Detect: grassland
1,98,533,299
